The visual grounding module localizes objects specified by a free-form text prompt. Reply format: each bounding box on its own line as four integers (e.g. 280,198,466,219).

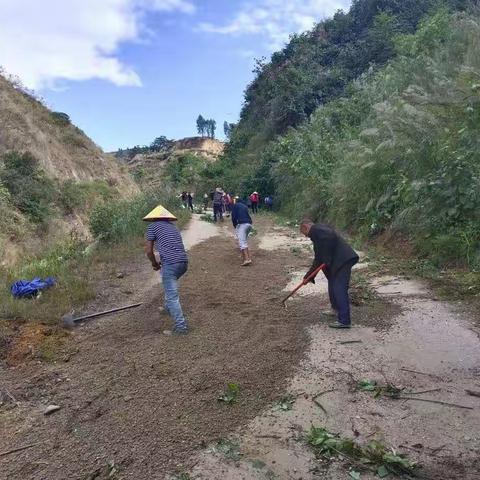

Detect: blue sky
0,0,351,151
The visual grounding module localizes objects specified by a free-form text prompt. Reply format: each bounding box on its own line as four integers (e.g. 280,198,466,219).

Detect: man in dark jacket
300,219,359,329
232,199,253,266
212,188,224,222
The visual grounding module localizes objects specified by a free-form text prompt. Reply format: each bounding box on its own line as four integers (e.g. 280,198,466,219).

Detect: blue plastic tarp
10,277,56,298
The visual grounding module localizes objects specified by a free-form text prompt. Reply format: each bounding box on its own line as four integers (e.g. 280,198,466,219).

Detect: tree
196,115,206,137
204,119,216,139
150,136,171,152
223,121,235,140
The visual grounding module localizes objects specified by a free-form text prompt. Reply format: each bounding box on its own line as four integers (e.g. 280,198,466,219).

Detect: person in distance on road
232,198,253,266
213,187,224,222
187,192,194,212
300,219,359,329
249,191,259,213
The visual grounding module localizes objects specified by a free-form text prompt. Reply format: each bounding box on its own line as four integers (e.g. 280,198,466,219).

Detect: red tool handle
282,264,326,305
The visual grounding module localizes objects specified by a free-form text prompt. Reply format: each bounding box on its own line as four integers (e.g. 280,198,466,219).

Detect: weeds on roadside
218,383,240,404
200,213,214,223
209,438,243,461
307,427,416,478
273,395,295,411
357,380,403,399
350,273,377,306
89,190,189,242
0,235,94,325
171,473,193,480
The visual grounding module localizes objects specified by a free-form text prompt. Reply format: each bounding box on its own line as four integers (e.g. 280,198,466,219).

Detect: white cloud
0,0,195,89
199,0,351,50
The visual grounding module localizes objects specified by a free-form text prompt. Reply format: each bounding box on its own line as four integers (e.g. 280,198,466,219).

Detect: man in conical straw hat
144,205,189,334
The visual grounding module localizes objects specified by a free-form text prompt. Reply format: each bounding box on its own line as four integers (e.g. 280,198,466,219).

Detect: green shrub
0,152,56,223
89,189,190,242
50,111,71,126
59,180,115,214
164,152,208,188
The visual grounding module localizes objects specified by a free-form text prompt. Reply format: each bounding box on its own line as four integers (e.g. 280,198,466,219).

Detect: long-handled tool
282,264,326,309
62,303,143,328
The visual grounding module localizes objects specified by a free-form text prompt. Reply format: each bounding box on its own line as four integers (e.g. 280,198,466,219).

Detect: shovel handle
282,264,326,305
71,303,143,323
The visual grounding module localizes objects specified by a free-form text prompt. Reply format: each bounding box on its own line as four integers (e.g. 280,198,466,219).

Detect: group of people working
183,189,273,222
143,201,358,336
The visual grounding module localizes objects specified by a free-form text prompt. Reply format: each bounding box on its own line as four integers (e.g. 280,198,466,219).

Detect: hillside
0,75,136,188
126,136,224,190
199,0,480,270
0,74,138,265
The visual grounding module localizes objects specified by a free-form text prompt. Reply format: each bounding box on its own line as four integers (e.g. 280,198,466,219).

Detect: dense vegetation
200,0,480,269
226,0,468,150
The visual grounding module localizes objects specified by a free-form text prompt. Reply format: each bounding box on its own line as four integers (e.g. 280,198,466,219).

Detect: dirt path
0,216,316,480
1,216,479,480
187,227,480,480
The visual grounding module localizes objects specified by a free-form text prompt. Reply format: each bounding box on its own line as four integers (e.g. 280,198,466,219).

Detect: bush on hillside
164,152,208,188
50,111,71,126
223,0,468,159
89,190,189,242
59,179,115,214
0,152,56,223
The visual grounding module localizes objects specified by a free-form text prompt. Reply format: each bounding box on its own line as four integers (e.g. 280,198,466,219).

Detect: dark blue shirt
231,202,252,228
146,221,188,265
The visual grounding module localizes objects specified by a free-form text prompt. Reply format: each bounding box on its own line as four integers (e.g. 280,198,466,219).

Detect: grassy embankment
0,153,189,359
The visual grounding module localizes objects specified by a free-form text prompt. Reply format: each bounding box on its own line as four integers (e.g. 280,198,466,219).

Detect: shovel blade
61,314,75,328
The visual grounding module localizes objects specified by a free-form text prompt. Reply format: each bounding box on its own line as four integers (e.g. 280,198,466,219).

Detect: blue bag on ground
10,277,56,298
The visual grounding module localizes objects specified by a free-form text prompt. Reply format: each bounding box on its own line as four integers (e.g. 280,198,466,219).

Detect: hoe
62,303,142,328
282,264,326,309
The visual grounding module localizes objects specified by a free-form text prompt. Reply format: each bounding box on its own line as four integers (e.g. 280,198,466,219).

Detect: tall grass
89,189,190,242
0,236,94,325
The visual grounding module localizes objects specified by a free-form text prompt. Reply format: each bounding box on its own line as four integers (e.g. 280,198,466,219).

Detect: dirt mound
126,137,223,190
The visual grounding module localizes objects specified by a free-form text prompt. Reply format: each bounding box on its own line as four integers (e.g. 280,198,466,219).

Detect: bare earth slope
0,74,137,191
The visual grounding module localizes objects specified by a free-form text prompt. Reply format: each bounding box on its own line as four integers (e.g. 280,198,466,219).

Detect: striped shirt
146,221,188,265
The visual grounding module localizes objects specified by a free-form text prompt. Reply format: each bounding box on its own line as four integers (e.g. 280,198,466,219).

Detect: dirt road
1,216,479,480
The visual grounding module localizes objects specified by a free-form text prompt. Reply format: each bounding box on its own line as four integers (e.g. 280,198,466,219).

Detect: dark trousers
251,202,258,213
327,261,355,326
213,203,223,221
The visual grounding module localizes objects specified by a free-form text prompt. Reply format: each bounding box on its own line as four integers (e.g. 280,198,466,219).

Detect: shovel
62,303,142,328
282,264,326,309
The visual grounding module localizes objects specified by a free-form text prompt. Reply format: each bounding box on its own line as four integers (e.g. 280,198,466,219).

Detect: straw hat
143,205,177,222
